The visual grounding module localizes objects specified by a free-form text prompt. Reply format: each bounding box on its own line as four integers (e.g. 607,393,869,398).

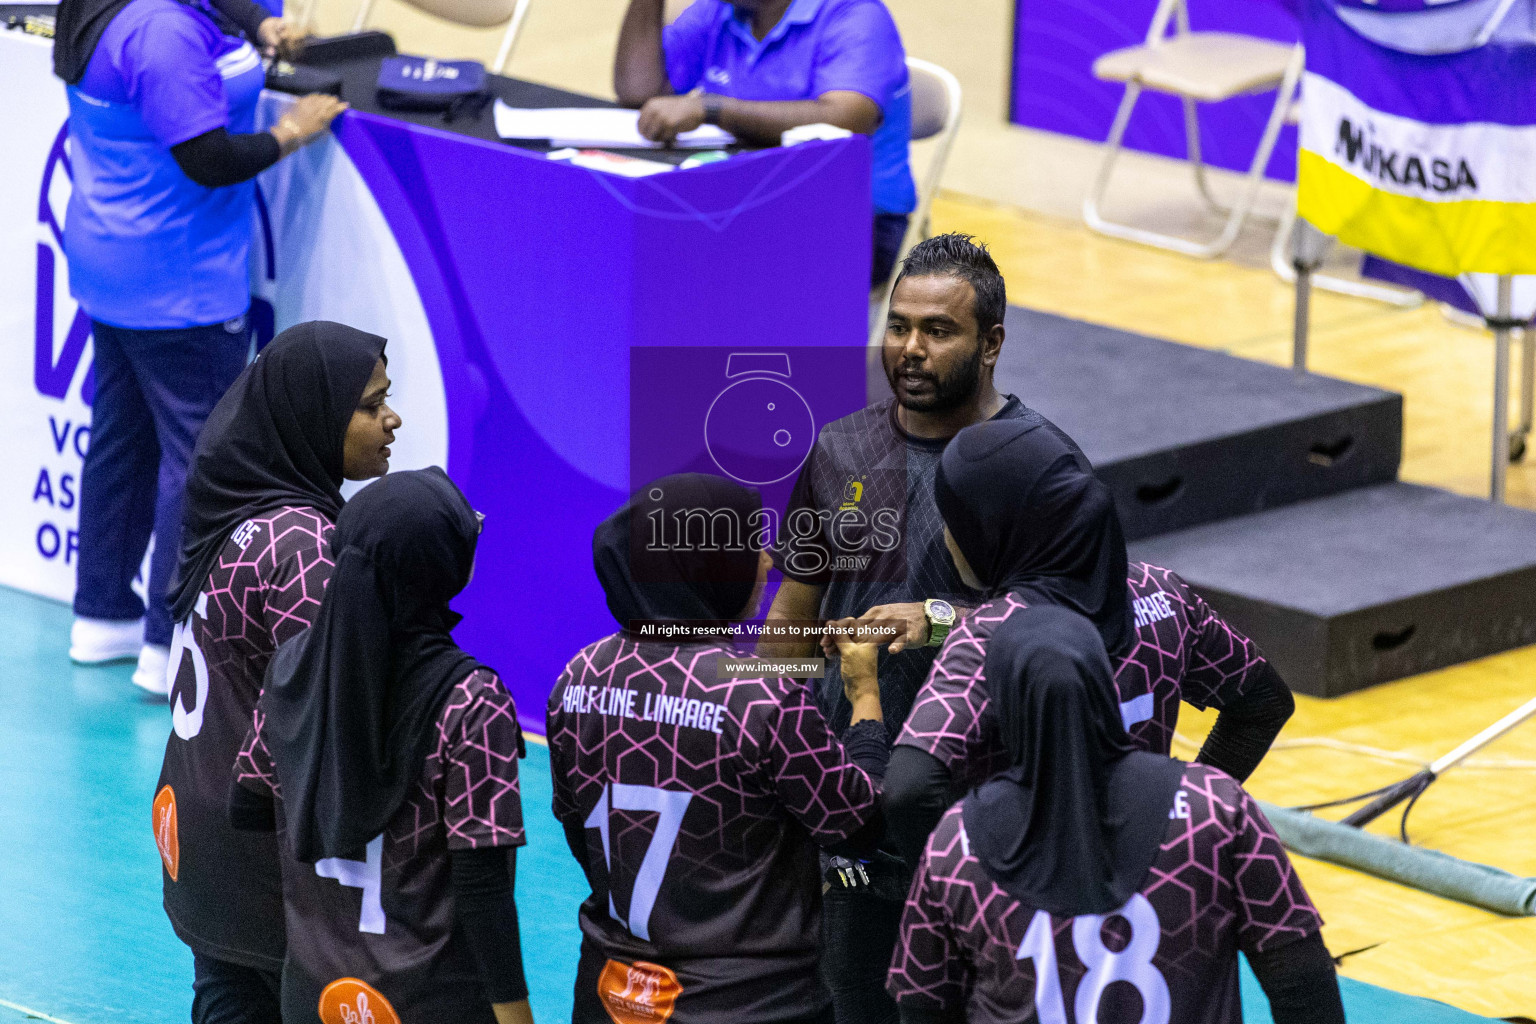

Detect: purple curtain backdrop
1012,0,1302,181
331,113,871,734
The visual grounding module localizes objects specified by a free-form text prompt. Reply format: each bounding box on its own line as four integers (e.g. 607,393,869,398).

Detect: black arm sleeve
451,846,529,1005
228,777,277,832
209,0,269,40
898,1003,966,1024
170,128,282,189
1246,933,1346,1024
884,746,954,871
1195,661,1294,784
843,718,891,783
821,718,892,858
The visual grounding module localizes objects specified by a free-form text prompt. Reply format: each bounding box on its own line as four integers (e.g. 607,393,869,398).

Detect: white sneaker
132,643,172,697
70,616,144,664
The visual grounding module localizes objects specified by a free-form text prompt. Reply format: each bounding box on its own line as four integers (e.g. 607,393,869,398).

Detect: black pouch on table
298,29,397,64
266,61,344,96
376,54,492,119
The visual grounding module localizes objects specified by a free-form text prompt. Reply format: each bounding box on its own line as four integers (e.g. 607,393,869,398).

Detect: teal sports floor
0,586,1494,1023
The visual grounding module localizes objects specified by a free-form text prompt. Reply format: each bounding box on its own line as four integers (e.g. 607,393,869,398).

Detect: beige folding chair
1082,0,1303,260
352,0,532,74
868,57,963,349
664,0,691,23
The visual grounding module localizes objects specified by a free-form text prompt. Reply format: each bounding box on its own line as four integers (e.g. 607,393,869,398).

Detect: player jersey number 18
1016,893,1170,1024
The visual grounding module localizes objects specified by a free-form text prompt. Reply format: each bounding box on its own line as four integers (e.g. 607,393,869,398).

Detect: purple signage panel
1012,0,1301,180
334,113,872,731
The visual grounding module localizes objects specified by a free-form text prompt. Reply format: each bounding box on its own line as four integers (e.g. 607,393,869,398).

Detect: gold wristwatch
924,599,957,647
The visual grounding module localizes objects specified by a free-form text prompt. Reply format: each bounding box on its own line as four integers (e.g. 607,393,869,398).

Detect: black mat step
1128,483,1536,697
999,308,1402,539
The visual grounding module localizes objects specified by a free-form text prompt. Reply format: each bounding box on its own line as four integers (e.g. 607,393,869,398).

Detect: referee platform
1001,307,1536,699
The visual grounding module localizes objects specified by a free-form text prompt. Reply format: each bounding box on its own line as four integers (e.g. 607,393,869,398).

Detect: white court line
524,730,548,748
0,997,81,1024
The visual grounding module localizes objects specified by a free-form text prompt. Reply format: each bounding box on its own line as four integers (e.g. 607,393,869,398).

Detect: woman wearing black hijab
234,468,533,1024
888,606,1344,1024
152,320,396,1024
547,474,889,1024
885,418,1296,866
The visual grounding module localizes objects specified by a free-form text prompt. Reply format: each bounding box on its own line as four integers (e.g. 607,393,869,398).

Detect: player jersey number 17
585,782,694,942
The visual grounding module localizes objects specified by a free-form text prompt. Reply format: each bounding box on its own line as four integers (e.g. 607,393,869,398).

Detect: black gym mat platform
1129,483,1536,697
998,308,1403,539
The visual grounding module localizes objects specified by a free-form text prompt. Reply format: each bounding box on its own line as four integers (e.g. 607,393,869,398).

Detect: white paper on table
493,101,734,149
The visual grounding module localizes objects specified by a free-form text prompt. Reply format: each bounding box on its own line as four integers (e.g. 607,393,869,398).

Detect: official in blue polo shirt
616,0,916,286
53,0,345,697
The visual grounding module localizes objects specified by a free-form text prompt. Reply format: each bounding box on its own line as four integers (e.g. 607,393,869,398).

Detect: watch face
929,600,954,621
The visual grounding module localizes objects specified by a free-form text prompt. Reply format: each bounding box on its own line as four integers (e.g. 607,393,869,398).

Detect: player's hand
272,94,350,153
827,623,881,723
637,94,705,144
257,17,309,61
849,602,930,654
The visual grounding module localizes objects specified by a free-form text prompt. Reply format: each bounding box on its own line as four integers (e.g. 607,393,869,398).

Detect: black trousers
820,870,907,1024
873,212,911,287
191,954,282,1024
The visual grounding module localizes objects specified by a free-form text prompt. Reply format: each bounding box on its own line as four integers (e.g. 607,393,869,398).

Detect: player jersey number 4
1017,893,1170,1024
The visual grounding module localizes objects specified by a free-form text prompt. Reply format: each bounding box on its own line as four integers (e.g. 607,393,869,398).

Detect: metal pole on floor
1491,274,1514,503
1519,323,1534,452
1293,263,1312,377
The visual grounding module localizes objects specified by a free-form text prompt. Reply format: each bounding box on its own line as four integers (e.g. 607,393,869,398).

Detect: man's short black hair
893,233,1007,336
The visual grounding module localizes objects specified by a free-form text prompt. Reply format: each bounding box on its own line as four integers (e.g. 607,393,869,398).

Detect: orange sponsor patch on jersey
318,978,401,1024
598,959,683,1024
153,785,179,881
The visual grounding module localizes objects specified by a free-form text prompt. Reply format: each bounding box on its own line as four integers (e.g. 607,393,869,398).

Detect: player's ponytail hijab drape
934,417,1135,657
963,606,1185,916
168,320,386,624
259,467,486,864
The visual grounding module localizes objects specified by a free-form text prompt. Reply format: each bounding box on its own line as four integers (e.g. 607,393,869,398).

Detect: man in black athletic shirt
762,233,1078,1024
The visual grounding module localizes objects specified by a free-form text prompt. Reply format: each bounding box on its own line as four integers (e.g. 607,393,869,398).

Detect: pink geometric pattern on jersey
157,507,336,967
887,763,1322,1022
547,630,880,1017
200,507,334,661
237,670,525,858
549,635,878,867
235,707,276,796
896,563,1266,791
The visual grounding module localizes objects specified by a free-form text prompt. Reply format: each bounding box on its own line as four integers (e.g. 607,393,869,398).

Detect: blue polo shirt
664,0,916,216
64,0,263,329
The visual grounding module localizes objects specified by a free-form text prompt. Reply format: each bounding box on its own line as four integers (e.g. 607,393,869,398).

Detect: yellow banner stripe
1297,150,1536,278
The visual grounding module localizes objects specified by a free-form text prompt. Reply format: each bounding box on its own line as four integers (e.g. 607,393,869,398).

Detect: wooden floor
930,193,1536,1020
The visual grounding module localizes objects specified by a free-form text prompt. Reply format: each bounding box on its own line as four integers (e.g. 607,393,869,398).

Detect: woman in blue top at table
615,0,917,287
52,0,347,693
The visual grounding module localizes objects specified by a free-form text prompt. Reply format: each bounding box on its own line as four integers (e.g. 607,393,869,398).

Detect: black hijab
934,418,1134,657
168,321,386,624
55,0,247,84
53,0,136,83
962,606,1185,916
259,468,483,863
593,474,763,632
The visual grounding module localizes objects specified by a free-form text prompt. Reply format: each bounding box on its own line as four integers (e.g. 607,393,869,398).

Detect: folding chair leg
1184,97,1226,217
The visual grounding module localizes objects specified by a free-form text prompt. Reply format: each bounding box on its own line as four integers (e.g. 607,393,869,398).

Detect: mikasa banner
1297,0,1536,278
